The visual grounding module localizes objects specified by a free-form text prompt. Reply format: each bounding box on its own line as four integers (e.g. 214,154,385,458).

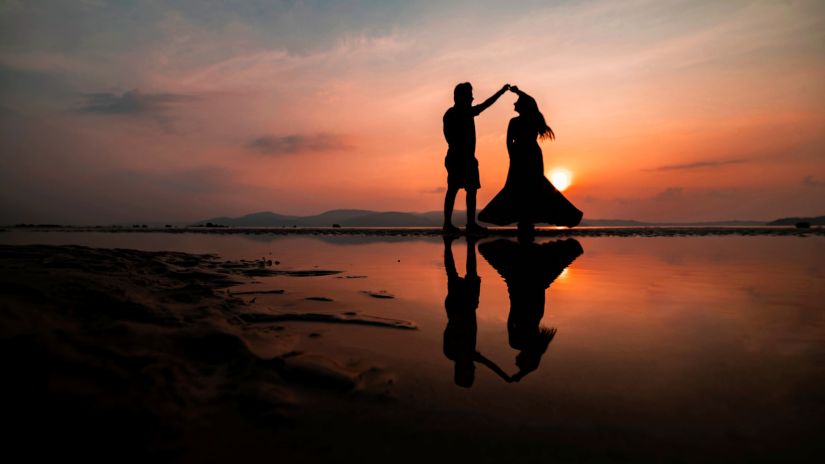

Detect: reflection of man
443,236,510,388
443,82,510,234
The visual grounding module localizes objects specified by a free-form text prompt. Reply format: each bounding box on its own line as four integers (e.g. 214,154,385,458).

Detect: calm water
3,230,824,460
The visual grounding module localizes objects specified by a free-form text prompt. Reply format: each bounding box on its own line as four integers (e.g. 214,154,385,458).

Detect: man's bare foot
465,223,490,235
442,224,461,235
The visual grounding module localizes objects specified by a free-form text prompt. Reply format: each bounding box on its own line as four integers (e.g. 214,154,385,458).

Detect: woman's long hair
512,326,557,381
519,95,555,141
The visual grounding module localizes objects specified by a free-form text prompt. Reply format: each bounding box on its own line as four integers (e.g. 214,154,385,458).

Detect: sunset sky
1,0,824,224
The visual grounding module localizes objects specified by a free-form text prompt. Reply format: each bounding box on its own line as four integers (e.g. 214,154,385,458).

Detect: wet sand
0,245,405,461
1,238,822,462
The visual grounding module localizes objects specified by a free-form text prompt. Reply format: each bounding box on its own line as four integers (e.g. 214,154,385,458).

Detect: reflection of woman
443,236,510,388
479,238,584,382
478,86,583,236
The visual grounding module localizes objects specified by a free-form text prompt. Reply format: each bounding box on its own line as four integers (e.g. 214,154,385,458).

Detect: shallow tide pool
2,230,823,461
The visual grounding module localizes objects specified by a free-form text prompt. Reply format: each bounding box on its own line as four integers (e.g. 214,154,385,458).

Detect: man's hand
509,85,520,94
501,84,511,92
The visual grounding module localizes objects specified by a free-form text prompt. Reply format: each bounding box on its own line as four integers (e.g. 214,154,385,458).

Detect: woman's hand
509,85,520,94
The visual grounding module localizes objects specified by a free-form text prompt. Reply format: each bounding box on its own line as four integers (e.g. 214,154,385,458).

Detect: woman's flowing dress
478,117,582,227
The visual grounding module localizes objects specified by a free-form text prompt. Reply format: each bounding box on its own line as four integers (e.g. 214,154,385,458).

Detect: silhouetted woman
479,238,584,382
478,86,582,237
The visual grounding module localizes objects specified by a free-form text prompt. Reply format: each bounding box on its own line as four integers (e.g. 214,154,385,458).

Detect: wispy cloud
803,175,825,187
78,89,192,115
247,133,352,155
652,186,684,201
643,158,750,172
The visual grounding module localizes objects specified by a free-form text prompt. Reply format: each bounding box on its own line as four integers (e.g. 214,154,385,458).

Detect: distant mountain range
195,210,446,227
767,215,825,226
193,210,824,227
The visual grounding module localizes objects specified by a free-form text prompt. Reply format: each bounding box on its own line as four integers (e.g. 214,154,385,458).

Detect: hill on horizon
192,209,811,228
767,215,825,226
196,210,446,227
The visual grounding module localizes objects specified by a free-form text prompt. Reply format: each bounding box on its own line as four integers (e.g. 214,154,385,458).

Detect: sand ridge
0,244,405,460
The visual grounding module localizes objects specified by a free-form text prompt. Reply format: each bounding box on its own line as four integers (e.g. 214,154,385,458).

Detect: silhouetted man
443,82,510,234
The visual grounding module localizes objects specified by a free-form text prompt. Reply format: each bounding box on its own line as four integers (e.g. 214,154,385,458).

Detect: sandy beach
1,232,823,462
1,244,409,461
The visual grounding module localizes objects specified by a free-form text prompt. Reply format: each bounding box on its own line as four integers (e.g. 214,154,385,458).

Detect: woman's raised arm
509,85,528,98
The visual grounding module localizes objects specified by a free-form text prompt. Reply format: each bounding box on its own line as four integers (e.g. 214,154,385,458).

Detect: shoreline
3,225,824,237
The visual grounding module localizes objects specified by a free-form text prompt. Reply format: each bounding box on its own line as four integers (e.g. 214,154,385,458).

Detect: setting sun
548,168,573,192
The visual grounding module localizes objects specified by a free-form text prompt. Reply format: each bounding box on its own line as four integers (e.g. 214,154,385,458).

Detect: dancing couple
442,83,583,237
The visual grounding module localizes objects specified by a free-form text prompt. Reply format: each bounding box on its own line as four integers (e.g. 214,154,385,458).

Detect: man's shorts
445,156,481,190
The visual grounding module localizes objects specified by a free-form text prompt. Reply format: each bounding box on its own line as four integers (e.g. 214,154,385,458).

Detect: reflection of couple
443,83,583,237
442,236,584,387
442,236,510,387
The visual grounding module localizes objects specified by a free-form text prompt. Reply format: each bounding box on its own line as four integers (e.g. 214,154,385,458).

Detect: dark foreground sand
0,245,408,462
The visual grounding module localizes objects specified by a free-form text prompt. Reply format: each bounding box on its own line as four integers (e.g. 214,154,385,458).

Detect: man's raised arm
472,84,510,116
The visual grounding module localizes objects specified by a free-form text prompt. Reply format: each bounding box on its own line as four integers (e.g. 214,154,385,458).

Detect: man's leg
466,188,477,225
443,186,460,232
466,189,489,233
